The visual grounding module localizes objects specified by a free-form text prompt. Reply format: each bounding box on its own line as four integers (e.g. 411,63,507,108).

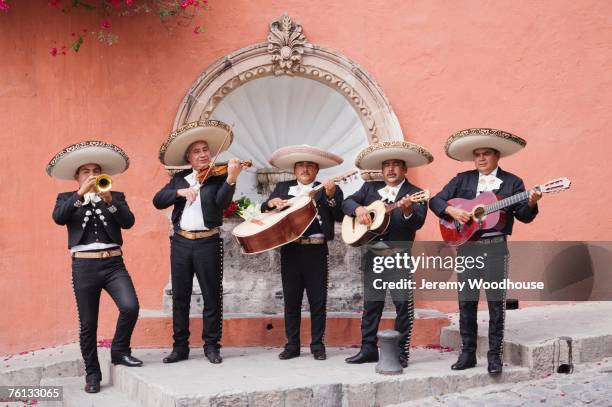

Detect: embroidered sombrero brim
159,120,233,166
46,141,129,180
355,141,434,170
269,145,343,170
445,128,526,161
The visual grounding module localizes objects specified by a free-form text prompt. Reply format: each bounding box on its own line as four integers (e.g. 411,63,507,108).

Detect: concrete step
109,347,532,407
439,301,612,372
40,376,140,407
132,309,450,349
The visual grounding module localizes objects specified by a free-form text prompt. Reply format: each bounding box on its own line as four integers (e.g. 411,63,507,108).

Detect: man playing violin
342,141,433,368
261,145,344,361
153,121,243,364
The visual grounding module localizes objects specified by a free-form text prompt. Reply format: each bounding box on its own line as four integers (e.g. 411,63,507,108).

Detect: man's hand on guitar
445,206,471,224
323,179,337,198
267,197,289,210
355,206,373,226
397,196,414,216
528,189,542,208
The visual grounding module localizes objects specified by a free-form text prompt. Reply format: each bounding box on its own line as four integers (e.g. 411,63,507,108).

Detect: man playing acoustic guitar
429,128,541,374
262,145,345,361
342,141,433,368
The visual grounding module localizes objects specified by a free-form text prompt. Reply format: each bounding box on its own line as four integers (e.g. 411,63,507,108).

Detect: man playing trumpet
48,141,142,394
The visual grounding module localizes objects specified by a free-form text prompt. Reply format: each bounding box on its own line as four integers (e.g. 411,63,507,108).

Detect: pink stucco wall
1,0,610,354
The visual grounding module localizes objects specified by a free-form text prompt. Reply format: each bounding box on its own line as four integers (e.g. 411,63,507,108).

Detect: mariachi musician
429,128,541,374
342,141,433,368
261,145,344,361
48,141,142,394
153,121,244,365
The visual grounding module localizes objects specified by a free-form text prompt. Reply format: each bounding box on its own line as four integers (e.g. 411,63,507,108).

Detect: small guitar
341,190,430,247
232,170,358,254
439,177,571,246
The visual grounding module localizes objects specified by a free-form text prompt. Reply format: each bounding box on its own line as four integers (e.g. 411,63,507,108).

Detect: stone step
109,347,532,407
0,344,109,387
40,376,140,407
439,301,612,372
131,309,450,349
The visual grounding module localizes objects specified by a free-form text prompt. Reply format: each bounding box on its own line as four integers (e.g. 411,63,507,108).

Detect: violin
196,160,252,183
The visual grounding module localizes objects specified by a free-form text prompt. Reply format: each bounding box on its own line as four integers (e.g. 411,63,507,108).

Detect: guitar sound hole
473,207,485,220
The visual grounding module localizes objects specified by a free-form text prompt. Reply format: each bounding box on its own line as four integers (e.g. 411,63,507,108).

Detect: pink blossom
48,0,61,7
0,0,10,12
125,0,133,6
180,0,194,9
100,19,111,29
97,338,112,348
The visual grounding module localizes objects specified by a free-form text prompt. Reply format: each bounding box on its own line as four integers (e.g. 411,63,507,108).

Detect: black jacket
429,167,538,236
153,169,236,232
261,180,344,241
52,191,135,249
342,180,427,241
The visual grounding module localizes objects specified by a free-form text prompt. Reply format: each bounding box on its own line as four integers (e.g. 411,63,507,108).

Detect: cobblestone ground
395,359,612,407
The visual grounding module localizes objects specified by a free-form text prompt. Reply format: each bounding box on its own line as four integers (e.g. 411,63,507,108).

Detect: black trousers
360,247,415,358
280,243,328,352
170,234,223,352
457,239,509,357
71,256,139,380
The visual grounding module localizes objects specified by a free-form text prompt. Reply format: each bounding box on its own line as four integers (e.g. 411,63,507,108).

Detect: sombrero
355,141,433,170
445,128,526,161
269,144,343,170
46,141,129,180
159,120,233,166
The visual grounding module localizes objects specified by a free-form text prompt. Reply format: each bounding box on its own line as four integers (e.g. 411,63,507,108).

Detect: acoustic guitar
439,177,571,246
232,170,358,254
341,190,430,247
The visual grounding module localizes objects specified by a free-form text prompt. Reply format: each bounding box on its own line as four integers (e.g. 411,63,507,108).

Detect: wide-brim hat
269,144,343,170
46,141,129,180
159,120,233,166
445,128,526,161
355,141,434,170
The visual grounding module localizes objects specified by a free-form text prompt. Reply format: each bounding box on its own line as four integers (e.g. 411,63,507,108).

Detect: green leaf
72,35,84,52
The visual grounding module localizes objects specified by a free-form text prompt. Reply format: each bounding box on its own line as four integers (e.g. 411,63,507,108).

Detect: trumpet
95,174,112,193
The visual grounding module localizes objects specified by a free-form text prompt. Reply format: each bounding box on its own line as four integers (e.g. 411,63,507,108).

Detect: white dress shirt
179,170,208,231
289,181,323,238
476,167,504,237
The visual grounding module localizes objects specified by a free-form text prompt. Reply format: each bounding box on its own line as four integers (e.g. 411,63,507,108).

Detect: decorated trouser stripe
71,256,139,380
457,240,509,358
360,292,415,359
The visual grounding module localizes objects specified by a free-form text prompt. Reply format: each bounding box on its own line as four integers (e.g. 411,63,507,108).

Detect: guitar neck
485,189,534,214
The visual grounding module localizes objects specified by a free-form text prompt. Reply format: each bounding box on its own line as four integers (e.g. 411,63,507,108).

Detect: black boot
111,351,143,367
84,375,100,393
278,347,300,360
345,347,379,364
162,349,189,364
204,345,222,364
487,353,503,374
451,351,476,370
